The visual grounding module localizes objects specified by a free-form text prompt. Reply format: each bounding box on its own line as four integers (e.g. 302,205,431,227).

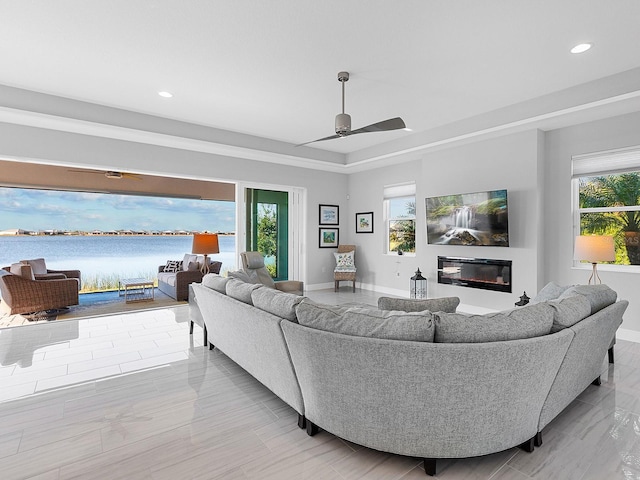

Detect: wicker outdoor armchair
0,272,80,315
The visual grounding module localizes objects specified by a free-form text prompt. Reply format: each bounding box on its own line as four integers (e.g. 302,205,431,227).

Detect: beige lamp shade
192,233,220,255
574,235,615,263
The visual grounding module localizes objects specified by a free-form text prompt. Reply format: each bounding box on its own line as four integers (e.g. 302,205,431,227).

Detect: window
383,183,416,254
573,147,640,267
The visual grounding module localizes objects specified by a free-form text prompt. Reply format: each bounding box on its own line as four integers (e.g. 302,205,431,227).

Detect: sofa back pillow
530,282,572,303
227,269,260,284
434,302,554,343
377,296,460,313
558,284,617,315
10,262,34,280
296,299,435,342
182,253,199,271
547,294,592,333
251,287,304,322
202,274,230,294
226,279,261,304
20,258,47,275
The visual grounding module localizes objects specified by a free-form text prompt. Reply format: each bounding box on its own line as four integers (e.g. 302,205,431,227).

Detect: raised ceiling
1,1,640,164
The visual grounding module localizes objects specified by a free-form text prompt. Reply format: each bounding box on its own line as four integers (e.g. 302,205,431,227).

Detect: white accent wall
544,110,640,332
346,130,544,312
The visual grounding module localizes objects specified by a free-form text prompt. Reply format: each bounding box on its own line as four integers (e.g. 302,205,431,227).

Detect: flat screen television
425,189,509,246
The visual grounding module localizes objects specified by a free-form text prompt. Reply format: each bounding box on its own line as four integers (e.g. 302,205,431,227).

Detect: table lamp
192,233,220,275
573,235,615,284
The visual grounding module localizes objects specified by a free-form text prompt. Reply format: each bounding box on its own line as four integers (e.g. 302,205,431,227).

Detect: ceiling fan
297,71,406,146
68,169,142,180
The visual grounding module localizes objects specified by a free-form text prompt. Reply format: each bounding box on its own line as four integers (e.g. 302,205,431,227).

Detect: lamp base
200,254,210,275
587,262,602,285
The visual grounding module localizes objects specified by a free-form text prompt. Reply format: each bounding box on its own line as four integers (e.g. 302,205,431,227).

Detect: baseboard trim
617,328,640,344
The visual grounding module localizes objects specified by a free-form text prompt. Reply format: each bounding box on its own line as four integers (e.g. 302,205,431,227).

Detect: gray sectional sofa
190,277,627,476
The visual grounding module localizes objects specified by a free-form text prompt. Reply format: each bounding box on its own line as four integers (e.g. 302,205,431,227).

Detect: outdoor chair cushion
10,263,34,280
21,258,47,275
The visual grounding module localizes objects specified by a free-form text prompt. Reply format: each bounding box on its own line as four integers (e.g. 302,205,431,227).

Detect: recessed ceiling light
570,43,592,54
158,91,173,98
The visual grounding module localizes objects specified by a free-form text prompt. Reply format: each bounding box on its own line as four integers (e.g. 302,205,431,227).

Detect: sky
0,187,236,232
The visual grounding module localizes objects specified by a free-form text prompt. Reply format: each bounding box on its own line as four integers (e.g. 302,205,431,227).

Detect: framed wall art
319,228,339,248
319,204,339,225
356,212,374,233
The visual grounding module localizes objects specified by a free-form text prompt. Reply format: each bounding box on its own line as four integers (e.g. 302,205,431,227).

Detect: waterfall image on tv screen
425,189,509,246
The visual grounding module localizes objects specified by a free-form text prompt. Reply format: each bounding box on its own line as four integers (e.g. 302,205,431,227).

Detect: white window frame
572,145,640,273
383,182,416,256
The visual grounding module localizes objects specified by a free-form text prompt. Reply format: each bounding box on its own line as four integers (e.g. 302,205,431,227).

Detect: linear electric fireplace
438,256,512,293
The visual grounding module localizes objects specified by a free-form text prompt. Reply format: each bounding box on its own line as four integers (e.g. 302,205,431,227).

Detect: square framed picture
319,228,339,248
319,204,339,225
356,212,374,233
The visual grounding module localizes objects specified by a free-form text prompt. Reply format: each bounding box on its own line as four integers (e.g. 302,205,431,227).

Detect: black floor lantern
410,268,427,299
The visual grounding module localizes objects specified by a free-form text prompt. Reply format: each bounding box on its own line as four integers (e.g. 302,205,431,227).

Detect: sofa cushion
295,299,435,342
251,288,304,322
157,271,177,287
226,269,257,284
434,302,555,343
20,258,47,275
163,260,182,273
10,262,35,280
202,274,230,294
226,279,262,304
558,284,617,314
377,296,460,313
531,282,572,303
547,294,592,333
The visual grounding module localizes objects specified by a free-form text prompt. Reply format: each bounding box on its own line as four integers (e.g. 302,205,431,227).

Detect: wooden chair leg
306,420,319,436
423,458,436,476
352,279,355,292
519,436,535,453
534,432,543,447
608,346,614,364
297,414,306,429
334,280,338,292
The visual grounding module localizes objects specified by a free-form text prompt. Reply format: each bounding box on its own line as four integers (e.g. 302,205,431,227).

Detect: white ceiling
1,1,640,158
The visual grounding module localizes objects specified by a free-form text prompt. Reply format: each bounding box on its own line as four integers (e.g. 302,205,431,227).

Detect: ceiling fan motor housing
335,113,351,136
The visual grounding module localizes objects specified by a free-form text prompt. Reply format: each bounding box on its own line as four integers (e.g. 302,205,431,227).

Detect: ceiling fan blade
349,117,406,135
295,133,342,147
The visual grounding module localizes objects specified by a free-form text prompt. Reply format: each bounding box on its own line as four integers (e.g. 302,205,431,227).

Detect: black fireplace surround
437,256,512,293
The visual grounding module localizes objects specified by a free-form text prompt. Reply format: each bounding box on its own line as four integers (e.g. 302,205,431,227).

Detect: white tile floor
0,290,639,479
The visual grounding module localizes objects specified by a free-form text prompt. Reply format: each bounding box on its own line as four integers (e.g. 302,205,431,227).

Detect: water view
0,235,236,290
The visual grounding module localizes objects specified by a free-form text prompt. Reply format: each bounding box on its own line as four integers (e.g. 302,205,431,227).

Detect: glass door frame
235,181,306,284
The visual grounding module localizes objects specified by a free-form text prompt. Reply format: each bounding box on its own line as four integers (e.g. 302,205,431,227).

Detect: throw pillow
378,296,460,313
434,302,555,343
163,260,182,273
558,284,617,315
10,262,35,280
202,273,230,294
295,299,435,342
182,254,198,271
20,258,47,275
251,287,304,322
530,282,572,304
225,278,262,304
333,251,355,268
547,294,592,332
